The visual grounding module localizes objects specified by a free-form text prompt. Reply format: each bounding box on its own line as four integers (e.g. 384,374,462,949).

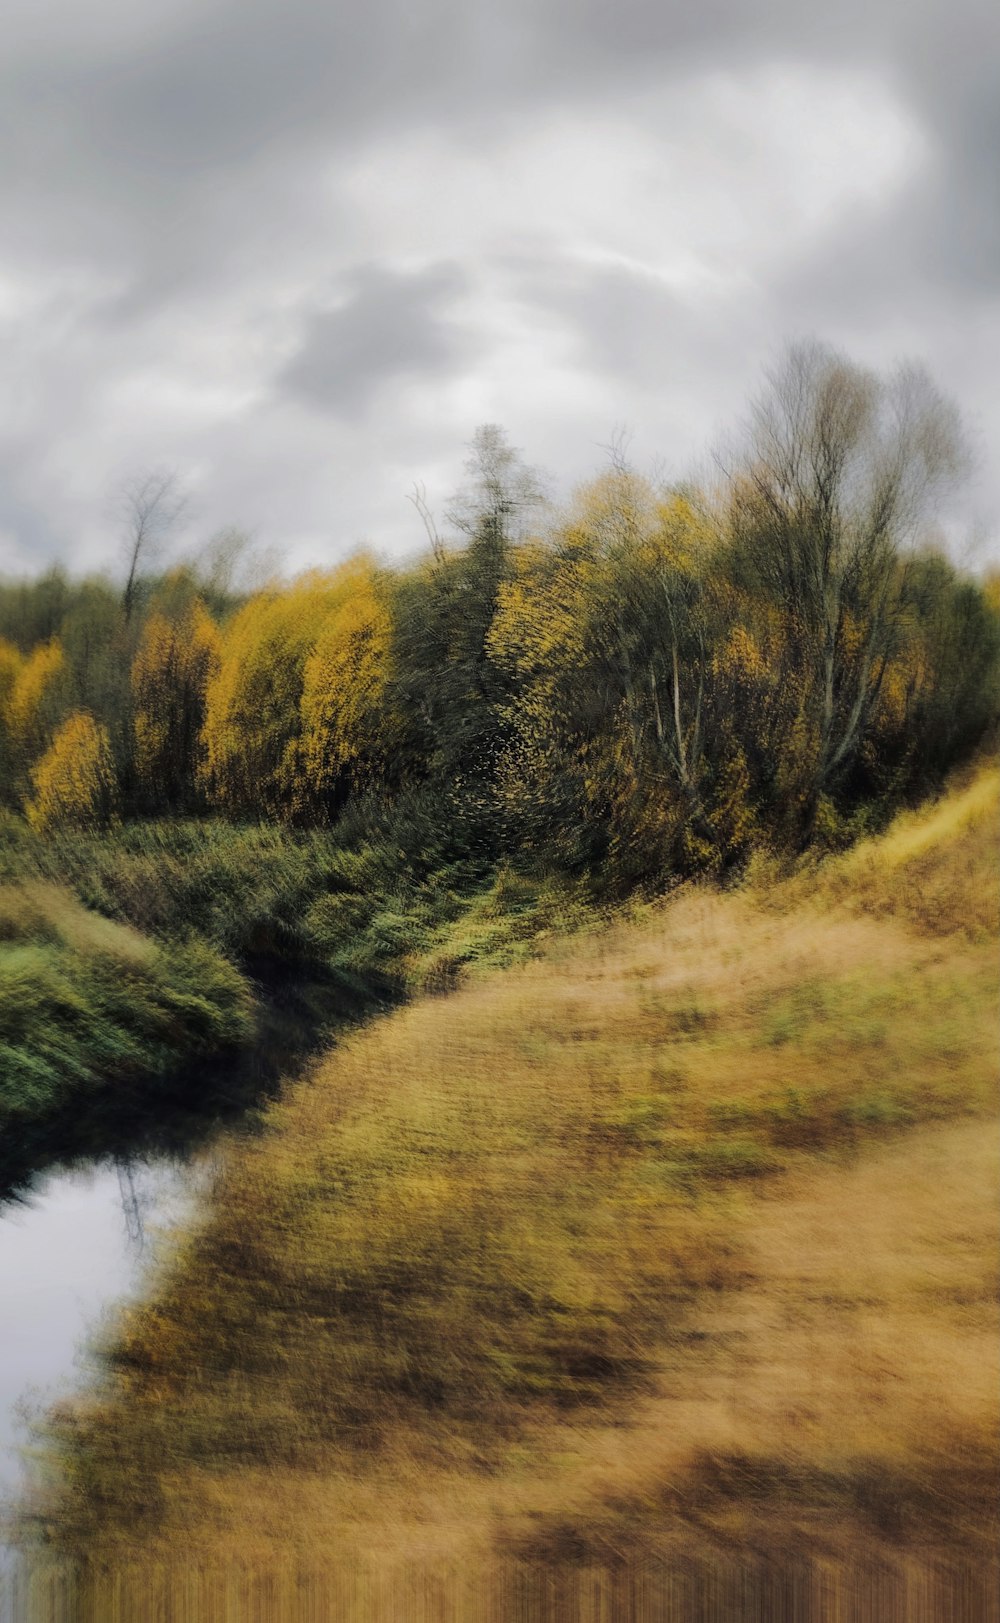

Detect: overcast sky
1,0,997,579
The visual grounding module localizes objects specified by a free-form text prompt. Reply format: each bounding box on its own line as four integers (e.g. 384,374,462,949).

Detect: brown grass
503,1118,998,1567
12,767,999,1598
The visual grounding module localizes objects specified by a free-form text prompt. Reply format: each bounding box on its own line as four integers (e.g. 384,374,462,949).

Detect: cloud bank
0,0,996,576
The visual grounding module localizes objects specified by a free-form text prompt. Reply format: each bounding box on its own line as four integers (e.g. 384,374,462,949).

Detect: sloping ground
0,880,253,1139
501,1117,997,1565
15,768,999,1605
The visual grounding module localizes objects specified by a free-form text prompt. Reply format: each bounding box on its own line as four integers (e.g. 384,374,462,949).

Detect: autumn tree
131,573,222,811
26,710,117,831
888,551,1000,783
578,458,718,827
298,556,397,815
0,637,66,806
392,427,544,842
487,523,602,868
0,383,991,877
725,341,970,833
490,465,731,882
0,639,22,803
201,563,387,820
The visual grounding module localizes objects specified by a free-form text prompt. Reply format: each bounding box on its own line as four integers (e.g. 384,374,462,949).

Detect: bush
25,711,116,831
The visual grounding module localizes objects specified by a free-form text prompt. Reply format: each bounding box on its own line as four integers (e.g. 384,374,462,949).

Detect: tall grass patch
0,882,252,1130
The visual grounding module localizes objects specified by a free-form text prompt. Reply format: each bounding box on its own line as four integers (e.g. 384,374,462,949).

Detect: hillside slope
18,768,999,1602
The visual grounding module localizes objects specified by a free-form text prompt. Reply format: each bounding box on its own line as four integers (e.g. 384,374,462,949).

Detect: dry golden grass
500,1119,998,1566
14,766,999,1598
0,881,155,965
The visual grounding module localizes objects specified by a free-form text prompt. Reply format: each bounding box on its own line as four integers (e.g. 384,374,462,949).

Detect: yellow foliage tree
201,560,388,819
26,711,116,831
298,557,395,810
132,590,221,809
0,639,22,804
3,638,64,744
0,636,66,807
490,473,723,878
0,639,21,710
726,342,970,833
488,534,604,863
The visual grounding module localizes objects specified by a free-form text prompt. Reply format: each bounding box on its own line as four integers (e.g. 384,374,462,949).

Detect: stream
0,1156,195,1509
0,960,388,1578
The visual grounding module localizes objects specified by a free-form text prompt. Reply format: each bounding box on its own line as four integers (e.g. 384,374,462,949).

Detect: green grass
0,882,253,1131
0,807,606,1179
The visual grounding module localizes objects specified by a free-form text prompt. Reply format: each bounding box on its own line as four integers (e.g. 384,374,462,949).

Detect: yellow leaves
651,491,716,577
714,624,767,685
489,543,595,679
131,591,221,801
201,557,392,818
26,711,116,831
202,573,335,815
0,637,67,810
874,643,925,736
299,557,394,801
567,466,658,555
2,637,64,745
489,477,726,879
0,638,21,709
704,739,758,858
838,608,868,664
556,474,716,584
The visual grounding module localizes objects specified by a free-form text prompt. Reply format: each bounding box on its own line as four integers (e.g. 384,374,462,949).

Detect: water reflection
0,1157,190,1502
116,1158,152,1252
0,957,386,1208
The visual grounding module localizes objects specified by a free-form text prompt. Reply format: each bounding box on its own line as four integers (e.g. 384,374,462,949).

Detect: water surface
0,1158,190,1504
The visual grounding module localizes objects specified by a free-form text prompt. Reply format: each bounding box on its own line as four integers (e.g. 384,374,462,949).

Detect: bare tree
120,469,187,622
193,524,282,597
446,424,546,546
727,340,969,819
407,482,447,566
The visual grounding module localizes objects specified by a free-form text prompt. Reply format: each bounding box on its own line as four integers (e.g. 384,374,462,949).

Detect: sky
0,0,997,580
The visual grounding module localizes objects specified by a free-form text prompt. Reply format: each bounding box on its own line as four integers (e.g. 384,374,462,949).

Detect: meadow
12,764,997,1617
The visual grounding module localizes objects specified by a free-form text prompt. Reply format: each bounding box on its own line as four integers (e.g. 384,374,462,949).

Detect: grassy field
0,805,602,1190
13,766,999,1609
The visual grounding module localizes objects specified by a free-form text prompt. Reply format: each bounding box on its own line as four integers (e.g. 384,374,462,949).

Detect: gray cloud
511,259,703,387
0,0,996,573
0,493,62,575
279,264,472,415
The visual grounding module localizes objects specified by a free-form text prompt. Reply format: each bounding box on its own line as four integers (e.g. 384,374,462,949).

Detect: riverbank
11,766,997,1598
0,809,600,1197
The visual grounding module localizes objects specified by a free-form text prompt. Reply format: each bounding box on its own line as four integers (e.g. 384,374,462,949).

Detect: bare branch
446,425,546,542
727,340,971,811
121,469,187,621
407,482,447,566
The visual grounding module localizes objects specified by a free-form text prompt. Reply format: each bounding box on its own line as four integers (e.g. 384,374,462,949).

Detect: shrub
26,712,116,832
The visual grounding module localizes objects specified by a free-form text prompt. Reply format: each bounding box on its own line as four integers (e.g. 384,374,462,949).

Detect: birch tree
726,341,968,829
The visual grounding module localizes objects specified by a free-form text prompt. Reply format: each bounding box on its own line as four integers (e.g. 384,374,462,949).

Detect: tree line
1,343,997,890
